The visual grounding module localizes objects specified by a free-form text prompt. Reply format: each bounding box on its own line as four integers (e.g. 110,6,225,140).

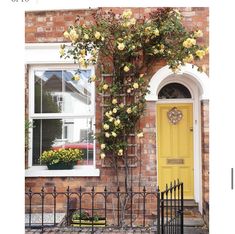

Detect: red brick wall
201,100,209,226
25,7,209,223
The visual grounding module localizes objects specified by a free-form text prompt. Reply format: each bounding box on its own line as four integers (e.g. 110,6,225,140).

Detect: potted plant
39,148,83,170
71,210,106,227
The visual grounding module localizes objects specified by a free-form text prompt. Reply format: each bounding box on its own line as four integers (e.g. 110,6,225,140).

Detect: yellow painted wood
157,103,194,199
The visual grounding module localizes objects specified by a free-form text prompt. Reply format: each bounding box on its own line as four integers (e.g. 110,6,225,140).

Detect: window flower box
39,148,83,170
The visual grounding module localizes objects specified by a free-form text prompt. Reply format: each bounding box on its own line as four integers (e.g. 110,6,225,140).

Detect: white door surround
146,64,209,213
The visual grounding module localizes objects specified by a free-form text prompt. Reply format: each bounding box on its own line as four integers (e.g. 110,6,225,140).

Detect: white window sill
25,165,100,177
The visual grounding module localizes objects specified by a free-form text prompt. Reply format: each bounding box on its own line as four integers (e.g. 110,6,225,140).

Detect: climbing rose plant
60,8,208,163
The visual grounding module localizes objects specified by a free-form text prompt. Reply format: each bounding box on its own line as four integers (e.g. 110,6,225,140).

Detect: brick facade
201,100,209,226
25,7,209,225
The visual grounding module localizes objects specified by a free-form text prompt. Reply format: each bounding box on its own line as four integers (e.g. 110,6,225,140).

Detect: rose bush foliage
60,8,208,160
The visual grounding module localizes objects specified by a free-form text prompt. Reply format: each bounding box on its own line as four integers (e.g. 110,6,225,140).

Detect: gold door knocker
167,107,183,125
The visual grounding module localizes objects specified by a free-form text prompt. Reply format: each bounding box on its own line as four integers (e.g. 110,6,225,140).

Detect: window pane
158,83,191,99
62,70,92,114
34,71,63,113
34,70,93,114
32,118,94,166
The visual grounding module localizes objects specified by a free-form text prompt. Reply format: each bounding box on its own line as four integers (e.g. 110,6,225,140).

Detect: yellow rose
78,57,85,65
118,149,123,156
101,37,105,41
103,124,110,130
100,153,106,159
105,132,110,138
109,111,113,116
69,29,78,42
183,54,194,63
84,34,89,40
130,18,136,25
145,26,151,33
196,50,206,59
153,28,159,36
122,9,132,19
119,103,124,108
113,108,117,114
101,144,106,149
59,48,65,56
194,30,203,38
63,31,70,39
102,84,109,90
112,99,118,105
137,132,144,138
123,66,130,72
114,119,121,126
109,117,114,122
190,38,196,46
105,112,110,118
90,74,96,82
80,49,86,55
133,83,139,89
127,88,132,93
112,132,117,137
117,42,125,51
95,31,101,39
73,74,80,81
126,108,132,114
183,38,196,48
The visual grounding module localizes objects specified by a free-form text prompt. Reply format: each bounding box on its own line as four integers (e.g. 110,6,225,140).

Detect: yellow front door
157,103,194,199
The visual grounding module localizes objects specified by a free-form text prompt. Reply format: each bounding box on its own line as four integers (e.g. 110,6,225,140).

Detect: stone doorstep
184,217,205,227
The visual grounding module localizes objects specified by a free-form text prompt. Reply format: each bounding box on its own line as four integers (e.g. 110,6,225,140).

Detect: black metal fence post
161,191,164,234
117,186,120,226
180,183,184,234
157,186,160,234
28,187,32,229
66,186,70,227
53,186,57,226
41,187,45,233
143,186,146,227
91,186,95,233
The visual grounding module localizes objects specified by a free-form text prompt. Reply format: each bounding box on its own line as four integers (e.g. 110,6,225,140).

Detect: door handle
190,127,193,132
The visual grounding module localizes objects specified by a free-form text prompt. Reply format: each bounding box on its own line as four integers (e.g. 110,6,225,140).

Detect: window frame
26,63,99,177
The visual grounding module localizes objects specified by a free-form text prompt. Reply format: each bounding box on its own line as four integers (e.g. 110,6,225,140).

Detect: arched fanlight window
158,82,192,99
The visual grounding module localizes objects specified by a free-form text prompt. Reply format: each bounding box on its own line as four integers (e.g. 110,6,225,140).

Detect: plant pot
71,219,106,227
47,162,75,170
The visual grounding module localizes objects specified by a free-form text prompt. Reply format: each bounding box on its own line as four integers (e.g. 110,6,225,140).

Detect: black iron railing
25,180,183,233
